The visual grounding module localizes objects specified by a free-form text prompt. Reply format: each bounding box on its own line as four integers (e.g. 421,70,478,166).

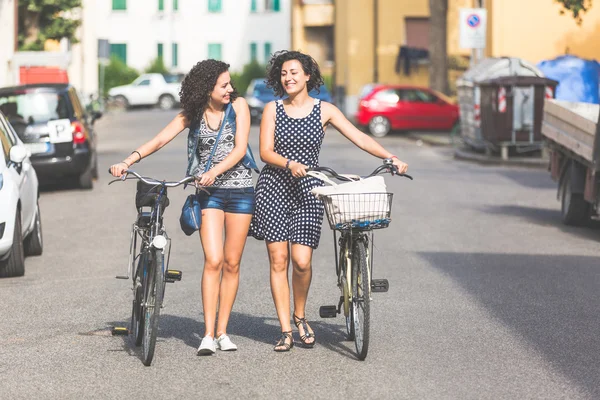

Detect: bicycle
308,160,412,360
109,169,195,366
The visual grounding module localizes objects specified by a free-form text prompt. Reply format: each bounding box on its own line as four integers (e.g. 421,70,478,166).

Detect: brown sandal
294,314,315,348
274,331,294,352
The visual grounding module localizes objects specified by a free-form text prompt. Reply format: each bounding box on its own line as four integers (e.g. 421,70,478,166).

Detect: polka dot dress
250,99,325,249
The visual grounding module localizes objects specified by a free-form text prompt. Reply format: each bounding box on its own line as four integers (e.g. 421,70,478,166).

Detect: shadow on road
103,311,360,362
419,251,600,398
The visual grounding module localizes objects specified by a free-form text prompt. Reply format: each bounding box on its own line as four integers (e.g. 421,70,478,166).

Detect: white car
108,73,182,110
0,111,43,277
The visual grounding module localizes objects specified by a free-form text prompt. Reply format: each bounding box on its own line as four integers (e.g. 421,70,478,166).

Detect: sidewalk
406,131,549,168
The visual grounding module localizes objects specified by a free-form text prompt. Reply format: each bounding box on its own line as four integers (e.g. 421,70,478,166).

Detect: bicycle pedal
319,305,338,318
111,326,129,336
165,269,182,282
115,275,129,280
371,279,389,293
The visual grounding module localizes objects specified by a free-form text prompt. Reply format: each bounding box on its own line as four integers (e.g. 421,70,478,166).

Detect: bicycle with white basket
307,159,412,360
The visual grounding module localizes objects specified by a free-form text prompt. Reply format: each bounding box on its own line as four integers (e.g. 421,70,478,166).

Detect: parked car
355,84,459,137
0,83,101,189
245,78,333,124
0,110,43,277
108,73,183,110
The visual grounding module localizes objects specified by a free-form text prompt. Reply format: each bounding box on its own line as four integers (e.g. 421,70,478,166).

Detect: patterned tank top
195,117,253,188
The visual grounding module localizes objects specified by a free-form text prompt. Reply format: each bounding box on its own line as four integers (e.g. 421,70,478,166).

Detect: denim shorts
197,187,255,214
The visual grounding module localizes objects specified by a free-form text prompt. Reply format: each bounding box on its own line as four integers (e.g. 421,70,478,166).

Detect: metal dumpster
479,76,558,159
456,57,544,151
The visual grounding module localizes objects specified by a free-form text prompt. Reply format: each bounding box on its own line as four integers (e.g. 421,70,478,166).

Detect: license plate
24,142,51,154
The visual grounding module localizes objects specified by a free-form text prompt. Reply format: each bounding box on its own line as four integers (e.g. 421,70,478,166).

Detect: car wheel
24,202,43,257
368,116,391,138
91,152,99,179
79,165,94,190
158,94,175,110
0,210,25,278
114,95,129,109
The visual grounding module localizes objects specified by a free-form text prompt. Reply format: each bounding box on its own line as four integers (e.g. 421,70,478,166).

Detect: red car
355,84,459,137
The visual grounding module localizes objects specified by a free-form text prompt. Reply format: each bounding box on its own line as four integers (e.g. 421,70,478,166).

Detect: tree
555,0,592,24
145,57,169,74
18,0,82,50
429,0,449,95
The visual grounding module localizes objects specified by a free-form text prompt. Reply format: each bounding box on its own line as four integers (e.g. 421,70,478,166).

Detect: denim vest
186,103,259,177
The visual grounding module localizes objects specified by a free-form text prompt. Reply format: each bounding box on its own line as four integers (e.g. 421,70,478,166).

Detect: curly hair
179,59,239,125
265,50,324,98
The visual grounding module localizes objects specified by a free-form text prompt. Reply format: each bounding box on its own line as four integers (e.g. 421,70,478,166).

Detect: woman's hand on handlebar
110,162,129,177
391,158,408,175
289,161,309,178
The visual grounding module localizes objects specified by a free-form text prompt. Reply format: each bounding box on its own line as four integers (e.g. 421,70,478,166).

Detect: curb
454,148,549,168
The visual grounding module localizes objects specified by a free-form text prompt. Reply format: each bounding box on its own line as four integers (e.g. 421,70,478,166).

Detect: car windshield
252,82,273,96
164,74,184,84
0,91,70,124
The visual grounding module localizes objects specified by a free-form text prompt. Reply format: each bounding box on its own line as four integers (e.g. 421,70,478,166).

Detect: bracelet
285,159,292,169
131,150,142,163
120,161,129,168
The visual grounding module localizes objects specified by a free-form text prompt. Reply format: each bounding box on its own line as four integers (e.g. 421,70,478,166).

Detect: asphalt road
2,108,600,399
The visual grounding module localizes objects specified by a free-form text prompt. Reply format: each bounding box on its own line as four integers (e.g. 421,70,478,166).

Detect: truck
108,73,183,110
541,99,600,226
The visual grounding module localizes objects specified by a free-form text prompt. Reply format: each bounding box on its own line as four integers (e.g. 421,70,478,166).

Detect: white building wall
68,0,99,99
97,0,291,74
0,0,16,86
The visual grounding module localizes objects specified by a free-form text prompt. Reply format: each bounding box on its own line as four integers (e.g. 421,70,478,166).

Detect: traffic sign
460,8,487,49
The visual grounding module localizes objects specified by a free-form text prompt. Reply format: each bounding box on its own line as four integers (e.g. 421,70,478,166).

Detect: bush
99,55,139,97
231,61,266,95
145,57,169,74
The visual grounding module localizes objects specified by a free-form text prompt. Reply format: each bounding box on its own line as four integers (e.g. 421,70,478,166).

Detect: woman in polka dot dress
250,50,408,352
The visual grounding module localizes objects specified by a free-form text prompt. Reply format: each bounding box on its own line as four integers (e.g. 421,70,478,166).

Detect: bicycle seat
135,181,170,209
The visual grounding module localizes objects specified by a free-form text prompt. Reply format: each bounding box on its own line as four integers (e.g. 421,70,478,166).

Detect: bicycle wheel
352,239,370,360
142,248,164,366
339,242,354,340
131,253,146,346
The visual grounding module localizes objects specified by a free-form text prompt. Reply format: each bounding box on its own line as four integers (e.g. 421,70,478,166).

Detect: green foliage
18,0,82,50
145,57,169,74
99,55,140,97
231,61,267,95
322,74,333,93
555,0,592,24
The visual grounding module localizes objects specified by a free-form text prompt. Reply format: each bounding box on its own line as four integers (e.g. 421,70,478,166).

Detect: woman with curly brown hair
250,50,408,352
110,59,256,355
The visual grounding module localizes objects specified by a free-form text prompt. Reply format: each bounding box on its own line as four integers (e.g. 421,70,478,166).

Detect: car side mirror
92,111,103,123
9,144,28,164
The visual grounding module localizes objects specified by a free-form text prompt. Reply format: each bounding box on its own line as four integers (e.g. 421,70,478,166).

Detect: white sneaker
215,334,238,351
197,335,216,356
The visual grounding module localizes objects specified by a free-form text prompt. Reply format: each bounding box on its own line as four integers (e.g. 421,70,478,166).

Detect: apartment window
158,43,164,60
158,0,164,11
264,42,272,63
250,43,257,62
172,43,178,67
251,0,257,12
405,17,430,49
110,43,127,64
112,0,126,10
208,0,222,12
265,0,280,11
173,0,178,10
208,43,222,60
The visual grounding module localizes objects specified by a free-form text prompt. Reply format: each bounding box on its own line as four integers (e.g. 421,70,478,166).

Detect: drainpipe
373,0,378,83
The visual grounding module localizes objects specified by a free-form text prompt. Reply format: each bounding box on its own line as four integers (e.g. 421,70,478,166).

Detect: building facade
98,0,292,74
0,0,17,87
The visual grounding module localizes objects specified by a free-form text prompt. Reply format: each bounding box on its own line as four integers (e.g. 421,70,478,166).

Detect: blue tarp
537,55,600,104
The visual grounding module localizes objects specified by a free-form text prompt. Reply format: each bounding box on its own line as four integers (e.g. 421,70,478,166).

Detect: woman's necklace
204,109,224,131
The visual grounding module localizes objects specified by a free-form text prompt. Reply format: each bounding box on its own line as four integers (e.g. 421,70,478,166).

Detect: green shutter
273,0,280,11
250,0,257,12
250,43,257,62
158,43,163,60
264,42,272,64
158,0,164,11
173,0,178,10
112,0,126,10
110,43,127,64
172,43,178,67
208,0,222,12
208,43,222,60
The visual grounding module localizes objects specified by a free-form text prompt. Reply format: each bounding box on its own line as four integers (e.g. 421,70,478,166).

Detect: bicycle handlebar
307,165,413,181
107,169,196,187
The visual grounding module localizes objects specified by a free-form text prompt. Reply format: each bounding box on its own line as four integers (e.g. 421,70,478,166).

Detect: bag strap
203,103,232,173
